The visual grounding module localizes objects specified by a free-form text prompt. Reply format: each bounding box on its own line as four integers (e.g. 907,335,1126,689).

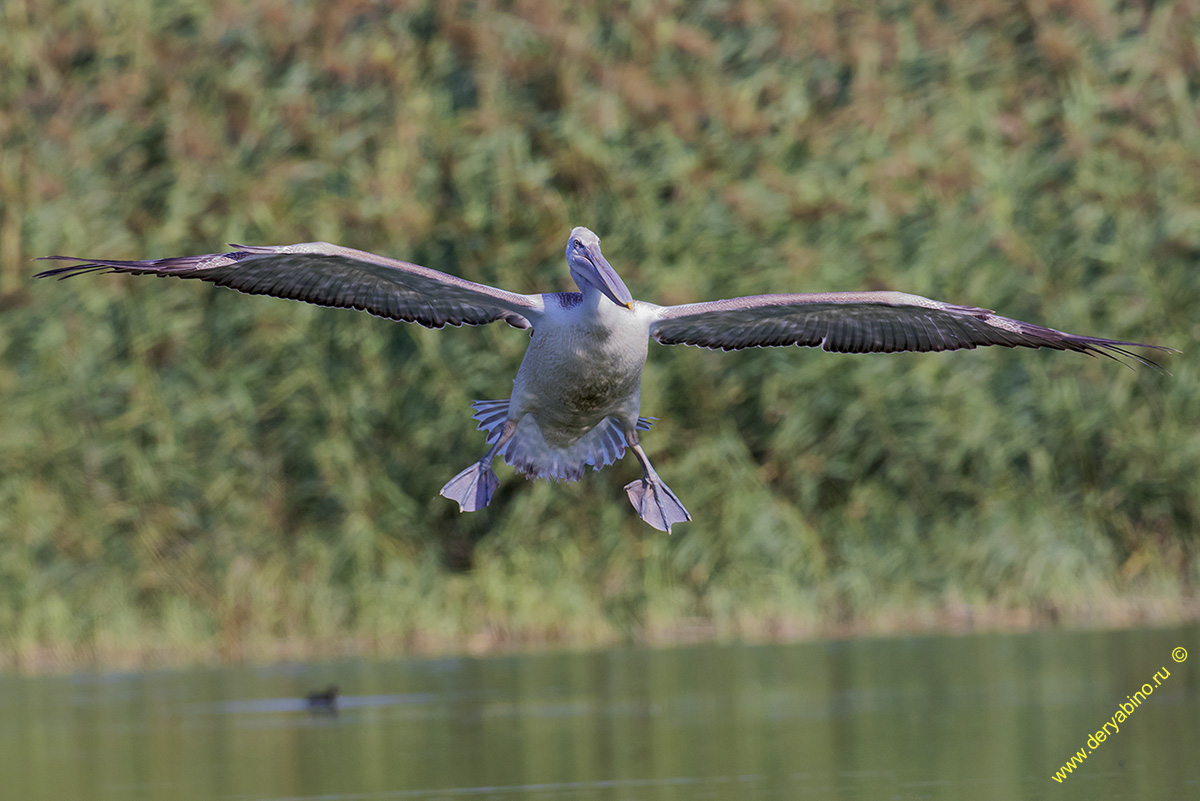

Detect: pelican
37,227,1172,532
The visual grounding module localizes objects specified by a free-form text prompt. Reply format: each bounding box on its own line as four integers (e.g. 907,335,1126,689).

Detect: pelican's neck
576,283,625,324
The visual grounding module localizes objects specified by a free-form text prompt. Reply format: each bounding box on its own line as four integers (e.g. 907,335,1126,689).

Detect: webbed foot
624,478,691,533
440,462,500,512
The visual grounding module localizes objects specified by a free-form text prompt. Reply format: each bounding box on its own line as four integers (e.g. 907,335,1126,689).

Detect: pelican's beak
586,244,634,309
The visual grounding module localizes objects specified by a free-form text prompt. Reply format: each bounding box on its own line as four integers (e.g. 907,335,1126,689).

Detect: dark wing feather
35,242,542,330
649,291,1174,370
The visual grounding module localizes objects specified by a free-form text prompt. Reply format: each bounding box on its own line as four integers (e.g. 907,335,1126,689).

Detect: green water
2,627,1196,800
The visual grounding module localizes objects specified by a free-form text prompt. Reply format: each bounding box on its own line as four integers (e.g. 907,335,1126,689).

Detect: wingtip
31,257,92,280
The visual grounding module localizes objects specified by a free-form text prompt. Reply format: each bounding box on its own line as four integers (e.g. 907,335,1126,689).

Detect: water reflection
0,627,1196,800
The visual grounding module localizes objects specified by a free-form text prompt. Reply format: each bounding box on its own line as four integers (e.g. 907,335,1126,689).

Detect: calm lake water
2,626,1196,801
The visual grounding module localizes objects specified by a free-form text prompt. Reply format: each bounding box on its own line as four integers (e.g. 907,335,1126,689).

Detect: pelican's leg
623,431,691,533
440,420,517,513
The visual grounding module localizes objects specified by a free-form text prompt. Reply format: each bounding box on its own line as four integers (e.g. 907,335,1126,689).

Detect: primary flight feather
37,228,1173,532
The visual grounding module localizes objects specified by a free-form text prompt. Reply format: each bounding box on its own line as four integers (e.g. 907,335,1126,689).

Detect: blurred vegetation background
1,0,1197,671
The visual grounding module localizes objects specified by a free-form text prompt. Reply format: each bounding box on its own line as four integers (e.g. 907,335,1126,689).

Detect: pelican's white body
472,294,659,481
437,227,691,530
513,295,652,444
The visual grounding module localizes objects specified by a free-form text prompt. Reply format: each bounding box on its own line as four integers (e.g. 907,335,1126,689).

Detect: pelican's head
566,227,633,309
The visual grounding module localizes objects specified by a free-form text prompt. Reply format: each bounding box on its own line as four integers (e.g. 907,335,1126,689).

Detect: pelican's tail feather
439,462,500,512
471,400,511,441
469,400,654,482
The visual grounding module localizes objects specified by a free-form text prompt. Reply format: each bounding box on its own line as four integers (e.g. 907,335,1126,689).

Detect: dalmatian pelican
37,227,1172,532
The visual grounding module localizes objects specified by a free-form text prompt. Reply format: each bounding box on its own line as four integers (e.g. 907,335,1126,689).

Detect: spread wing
649,291,1173,370
36,242,543,330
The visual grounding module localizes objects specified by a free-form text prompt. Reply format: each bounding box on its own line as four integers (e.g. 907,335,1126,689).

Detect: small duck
305,685,339,712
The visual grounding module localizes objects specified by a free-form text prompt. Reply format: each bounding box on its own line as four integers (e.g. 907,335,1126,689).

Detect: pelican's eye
573,239,583,249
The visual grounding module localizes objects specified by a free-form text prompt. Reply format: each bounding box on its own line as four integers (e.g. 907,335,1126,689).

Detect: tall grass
1,0,1197,670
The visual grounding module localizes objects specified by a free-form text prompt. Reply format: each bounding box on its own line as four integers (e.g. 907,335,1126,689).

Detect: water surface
2,626,1196,800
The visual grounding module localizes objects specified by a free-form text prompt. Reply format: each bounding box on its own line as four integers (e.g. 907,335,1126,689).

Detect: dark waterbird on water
305,685,339,712
37,228,1174,532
